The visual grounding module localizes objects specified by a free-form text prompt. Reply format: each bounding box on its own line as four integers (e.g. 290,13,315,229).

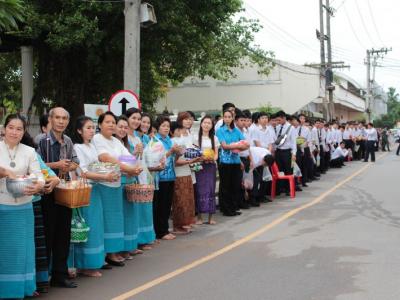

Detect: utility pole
365,47,392,122
325,0,335,121
124,0,141,95
366,49,371,123
318,0,329,120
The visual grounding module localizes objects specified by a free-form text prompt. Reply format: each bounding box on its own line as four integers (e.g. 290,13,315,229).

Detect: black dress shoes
295,186,303,192
50,278,78,288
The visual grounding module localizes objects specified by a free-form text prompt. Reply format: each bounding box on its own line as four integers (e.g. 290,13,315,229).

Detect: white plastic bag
243,171,254,190
316,155,320,167
144,137,166,168
262,167,272,182
293,162,302,177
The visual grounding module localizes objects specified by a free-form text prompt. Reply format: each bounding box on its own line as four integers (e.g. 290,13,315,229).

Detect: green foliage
0,0,24,31
373,87,400,128
1,0,274,120
258,103,281,114
0,52,21,116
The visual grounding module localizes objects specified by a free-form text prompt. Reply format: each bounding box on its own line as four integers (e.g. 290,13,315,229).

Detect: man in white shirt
364,122,378,162
254,112,275,152
274,111,299,194
330,141,348,168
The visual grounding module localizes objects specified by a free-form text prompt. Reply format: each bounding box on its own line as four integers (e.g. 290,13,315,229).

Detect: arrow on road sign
119,98,129,115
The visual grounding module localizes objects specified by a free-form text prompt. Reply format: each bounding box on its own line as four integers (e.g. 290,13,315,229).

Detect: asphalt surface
42,152,399,300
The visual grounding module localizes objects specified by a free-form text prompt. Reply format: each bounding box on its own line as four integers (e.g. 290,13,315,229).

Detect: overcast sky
242,0,400,92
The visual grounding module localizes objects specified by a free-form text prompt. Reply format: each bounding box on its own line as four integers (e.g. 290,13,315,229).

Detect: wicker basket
55,177,92,208
125,183,154,203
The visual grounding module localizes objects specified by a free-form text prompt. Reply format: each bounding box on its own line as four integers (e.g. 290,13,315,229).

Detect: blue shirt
134,131,150,146
156,133,176,181
216,125,244,164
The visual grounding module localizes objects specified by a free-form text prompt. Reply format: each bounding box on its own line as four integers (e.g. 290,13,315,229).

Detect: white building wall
157,60,324,114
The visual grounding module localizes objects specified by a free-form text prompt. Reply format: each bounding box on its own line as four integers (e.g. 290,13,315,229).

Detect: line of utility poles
315,0,350,121
365,47,392,122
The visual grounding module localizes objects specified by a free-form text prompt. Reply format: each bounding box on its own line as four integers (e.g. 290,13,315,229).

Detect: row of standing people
0,103,379,299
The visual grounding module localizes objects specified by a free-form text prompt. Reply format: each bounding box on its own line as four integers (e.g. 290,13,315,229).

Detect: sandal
208,220,217,225
140,244,152,250
78,270,102,278
161,233,176,240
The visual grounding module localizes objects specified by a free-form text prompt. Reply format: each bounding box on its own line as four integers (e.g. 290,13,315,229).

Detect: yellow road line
113,155,386,300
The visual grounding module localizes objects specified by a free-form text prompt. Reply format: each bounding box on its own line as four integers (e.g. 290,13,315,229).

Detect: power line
354,0,376,46
245,3,319,55
343,3,366,49
366,0,385,45
334,0,347,11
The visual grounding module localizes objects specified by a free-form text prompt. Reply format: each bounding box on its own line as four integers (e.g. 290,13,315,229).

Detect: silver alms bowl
6,177,34,198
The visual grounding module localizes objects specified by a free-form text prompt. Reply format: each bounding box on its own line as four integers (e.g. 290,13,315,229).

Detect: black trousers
219,163,242,214
365,141,376,162
355,140,365,160
330,157,344,168
296,148,308,185
154,181,174,238
305,147,317,179
251,166,265,203
397,143,400,155
324,149,331,170
41,192,72,281
319,145,326,173
275,149,292,192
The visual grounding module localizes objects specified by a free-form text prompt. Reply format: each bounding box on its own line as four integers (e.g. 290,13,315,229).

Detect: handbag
70,208,90,243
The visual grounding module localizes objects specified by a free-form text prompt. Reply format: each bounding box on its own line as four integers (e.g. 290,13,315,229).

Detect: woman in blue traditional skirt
0,114,45,299
130,111,158,249
70,116,120,277
92,112,142,267
115,115,140,259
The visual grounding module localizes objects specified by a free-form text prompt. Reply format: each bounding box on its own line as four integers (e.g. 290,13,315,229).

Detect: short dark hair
186,110,196,120
235,109,245,120
275,110,287,118
263,154,275,167
98,111,117,125
242,109,252,119
252,112,260,123
258,111,268,120
155,115,171,130
170,121,183,135
39,114,49,132
222,102,235,112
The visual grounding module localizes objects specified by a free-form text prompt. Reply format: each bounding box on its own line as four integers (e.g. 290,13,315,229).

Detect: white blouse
0,141,44,205
92,133,131,187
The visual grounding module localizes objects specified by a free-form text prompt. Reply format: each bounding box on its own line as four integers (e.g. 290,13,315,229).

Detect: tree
373,87,400,128
0,0,24,31
0,0,274,121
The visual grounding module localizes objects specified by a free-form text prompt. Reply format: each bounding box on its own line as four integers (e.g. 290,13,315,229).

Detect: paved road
43,152,399,300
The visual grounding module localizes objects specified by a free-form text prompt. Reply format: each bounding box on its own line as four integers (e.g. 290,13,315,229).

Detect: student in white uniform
330,141,348,168
274,111,299,195
364,122,378,162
